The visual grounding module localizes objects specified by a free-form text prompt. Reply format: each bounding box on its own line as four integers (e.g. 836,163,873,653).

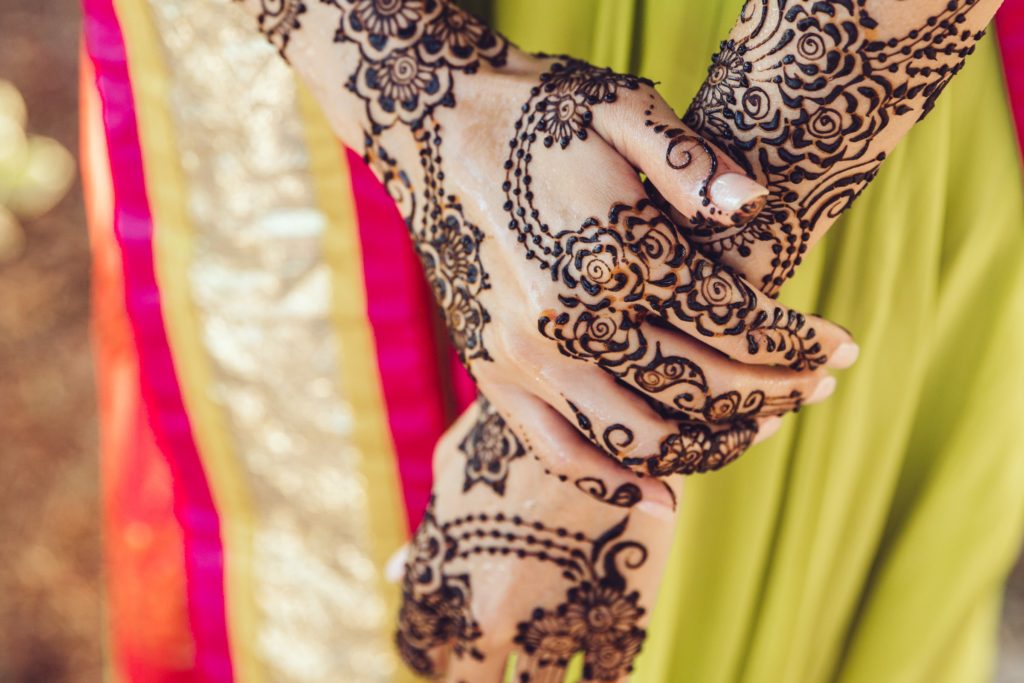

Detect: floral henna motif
459,399,525,495
327,0,507,365
396,507,651,681
248,0,307,56
684,0,989,294
505,61,827,375
396,503,483,675
327,0,507,129
513,516,648,682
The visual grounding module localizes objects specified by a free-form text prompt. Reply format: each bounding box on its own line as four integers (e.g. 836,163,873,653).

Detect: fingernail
709,172,769,216
635,499,677,522
385,544,409,584
827,342,860,370
806,376,837,405
752,416,782,445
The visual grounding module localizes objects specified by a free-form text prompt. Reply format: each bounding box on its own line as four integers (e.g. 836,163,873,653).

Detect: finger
649,241,859,370
592,85,768,227
516,357,688,476
501,362,775,480
444,651,511,683
619,323,837,422
386,544,409,584
619,417,769,478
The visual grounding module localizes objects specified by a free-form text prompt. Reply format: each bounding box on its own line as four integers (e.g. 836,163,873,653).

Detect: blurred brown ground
0,1,1020,682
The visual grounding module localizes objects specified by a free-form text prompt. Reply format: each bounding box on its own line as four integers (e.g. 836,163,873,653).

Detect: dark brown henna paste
684,0,989,294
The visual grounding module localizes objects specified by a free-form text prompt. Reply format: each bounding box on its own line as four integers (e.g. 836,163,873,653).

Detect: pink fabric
83,3,233,680
999,0,1024,167
345,147,452,532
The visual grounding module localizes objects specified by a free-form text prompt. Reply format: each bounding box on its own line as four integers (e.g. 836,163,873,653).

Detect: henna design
459,399,525,495
505,60,824,371
574,478,643,509
249,0,307,56
397,506,650,681
329,0,507,129
514,516,647,681
684,0,989,294
396,503,483,675
244,1,817,481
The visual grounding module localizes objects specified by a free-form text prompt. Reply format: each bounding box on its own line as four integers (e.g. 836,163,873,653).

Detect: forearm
685,0,1003,294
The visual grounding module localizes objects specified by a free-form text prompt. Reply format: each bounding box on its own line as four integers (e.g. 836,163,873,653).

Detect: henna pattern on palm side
684,0,988,294
397,501,649,681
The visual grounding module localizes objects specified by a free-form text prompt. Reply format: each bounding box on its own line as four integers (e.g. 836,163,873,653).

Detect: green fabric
486,2,1024,681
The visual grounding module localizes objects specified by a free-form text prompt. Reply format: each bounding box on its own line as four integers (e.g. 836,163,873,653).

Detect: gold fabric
143,1,398,679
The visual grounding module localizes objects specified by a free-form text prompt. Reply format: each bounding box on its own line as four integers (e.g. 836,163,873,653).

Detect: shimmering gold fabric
143,1,398,679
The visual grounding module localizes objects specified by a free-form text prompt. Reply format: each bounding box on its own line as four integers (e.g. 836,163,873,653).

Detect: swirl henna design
396,502,651,682
683,0,991,294
327,0,508,130
396,503,483,675
240,0,844,483
504,61,828,372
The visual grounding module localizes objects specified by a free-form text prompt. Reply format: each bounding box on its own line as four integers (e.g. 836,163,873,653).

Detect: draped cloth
83,0,1024,681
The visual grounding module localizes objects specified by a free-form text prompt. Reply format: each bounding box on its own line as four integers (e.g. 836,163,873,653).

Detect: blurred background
0,1,1021,682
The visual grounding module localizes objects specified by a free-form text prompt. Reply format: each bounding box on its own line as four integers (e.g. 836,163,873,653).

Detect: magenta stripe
998,0,1024,170
83,2,234,680
346,147,451,532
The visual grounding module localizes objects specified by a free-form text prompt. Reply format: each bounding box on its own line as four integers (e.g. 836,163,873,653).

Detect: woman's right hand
236,0,858,478
396,396,686,682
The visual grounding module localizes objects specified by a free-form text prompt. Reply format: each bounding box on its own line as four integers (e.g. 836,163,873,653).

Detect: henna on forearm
683,0,1000,295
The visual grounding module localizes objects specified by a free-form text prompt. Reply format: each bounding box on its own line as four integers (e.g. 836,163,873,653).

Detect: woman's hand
681,0,1002,295
396,396,692,682
236,0,858,478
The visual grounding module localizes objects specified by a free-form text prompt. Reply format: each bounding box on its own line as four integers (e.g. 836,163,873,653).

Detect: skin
236,0,858,483
230,0,1003,679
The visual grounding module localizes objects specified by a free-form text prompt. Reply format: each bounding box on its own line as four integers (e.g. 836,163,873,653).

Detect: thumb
593,86,767,227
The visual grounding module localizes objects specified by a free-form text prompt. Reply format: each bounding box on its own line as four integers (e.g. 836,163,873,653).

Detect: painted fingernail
385,544,409,584
827,342,860,370
709,172,769,217
635,499,676,522
806,376,837,405
753,416,783,445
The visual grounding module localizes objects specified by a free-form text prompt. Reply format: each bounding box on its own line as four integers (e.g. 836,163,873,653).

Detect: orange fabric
82,50,195,682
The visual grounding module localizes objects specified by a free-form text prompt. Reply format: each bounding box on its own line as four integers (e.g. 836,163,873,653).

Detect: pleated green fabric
485,2,1024,681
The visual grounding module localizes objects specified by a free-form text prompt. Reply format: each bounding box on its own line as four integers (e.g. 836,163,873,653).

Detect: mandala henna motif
684,0,990,294
397,505,651,681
